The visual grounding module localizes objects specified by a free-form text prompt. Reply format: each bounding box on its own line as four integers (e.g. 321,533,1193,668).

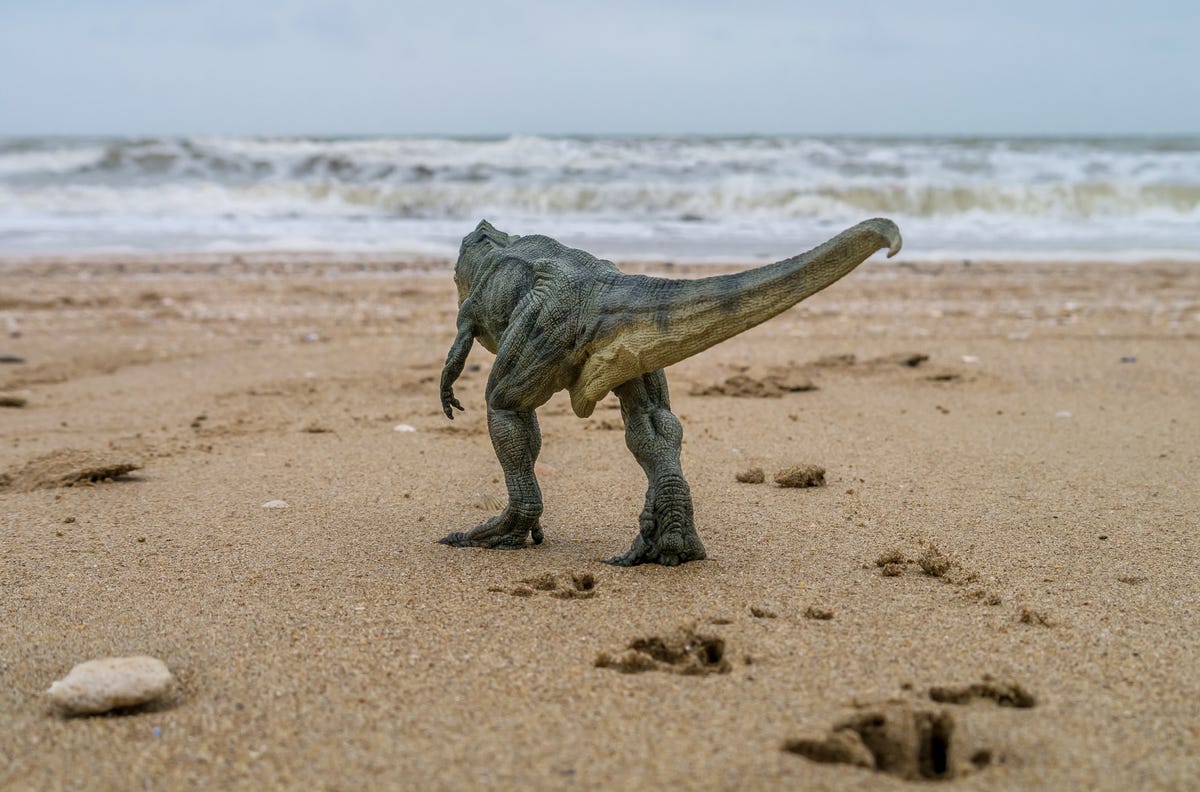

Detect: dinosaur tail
569,217,901,417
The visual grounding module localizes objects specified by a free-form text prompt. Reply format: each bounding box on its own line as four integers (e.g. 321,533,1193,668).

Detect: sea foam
1,135,1197,260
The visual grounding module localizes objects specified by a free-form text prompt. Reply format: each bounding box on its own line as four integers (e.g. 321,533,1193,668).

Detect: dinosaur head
453,219,516,304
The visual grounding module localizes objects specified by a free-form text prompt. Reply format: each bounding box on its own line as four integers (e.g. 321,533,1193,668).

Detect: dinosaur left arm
440,311,476,420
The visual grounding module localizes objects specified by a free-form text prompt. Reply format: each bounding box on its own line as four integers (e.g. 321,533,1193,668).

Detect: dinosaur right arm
440,309,476,420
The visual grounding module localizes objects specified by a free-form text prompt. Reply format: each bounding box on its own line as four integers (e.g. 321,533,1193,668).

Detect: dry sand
1,253,1198,789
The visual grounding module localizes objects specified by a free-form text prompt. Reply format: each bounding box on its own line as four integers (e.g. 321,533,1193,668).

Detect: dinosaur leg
440,406,545,549
439,290,572,551
607,370,707,566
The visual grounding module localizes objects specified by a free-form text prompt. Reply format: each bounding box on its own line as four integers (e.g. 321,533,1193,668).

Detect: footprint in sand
0,449,140,492
784,677,1036,781
594,625,730,676
872,545,1006,606
490,571,597,600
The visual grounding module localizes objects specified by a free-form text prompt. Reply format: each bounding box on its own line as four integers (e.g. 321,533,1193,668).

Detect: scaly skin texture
438,218,902,566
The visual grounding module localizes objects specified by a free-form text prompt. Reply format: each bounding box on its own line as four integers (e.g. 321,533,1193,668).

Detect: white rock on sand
46,656,174,715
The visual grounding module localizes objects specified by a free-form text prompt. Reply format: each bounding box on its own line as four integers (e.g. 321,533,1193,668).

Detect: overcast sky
2,0,1197,137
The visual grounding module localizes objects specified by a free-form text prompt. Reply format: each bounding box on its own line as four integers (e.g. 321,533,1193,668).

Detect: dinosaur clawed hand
439,507,544,550
441,388,465,420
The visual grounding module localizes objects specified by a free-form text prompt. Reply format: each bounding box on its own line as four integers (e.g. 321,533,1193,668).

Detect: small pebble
262,499,289,509
393,423,416,432
1120,356,1137,363
1055,411,1072,418
47,656,174,716
300,332,321,343
961,355,980,364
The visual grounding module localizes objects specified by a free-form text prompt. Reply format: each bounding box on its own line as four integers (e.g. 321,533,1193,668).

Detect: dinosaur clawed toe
605,533,707,567
605,496,707,567
438,509,542,550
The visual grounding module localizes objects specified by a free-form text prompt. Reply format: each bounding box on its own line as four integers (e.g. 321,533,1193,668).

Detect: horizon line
3,131,1200,141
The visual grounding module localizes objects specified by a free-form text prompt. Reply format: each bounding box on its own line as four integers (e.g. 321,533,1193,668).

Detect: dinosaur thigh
485,300,579,412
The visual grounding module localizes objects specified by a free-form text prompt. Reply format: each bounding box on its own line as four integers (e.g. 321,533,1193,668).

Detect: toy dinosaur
439,218,902,566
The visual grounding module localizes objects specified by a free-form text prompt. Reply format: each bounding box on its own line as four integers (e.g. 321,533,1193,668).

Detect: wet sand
2,254,1198,789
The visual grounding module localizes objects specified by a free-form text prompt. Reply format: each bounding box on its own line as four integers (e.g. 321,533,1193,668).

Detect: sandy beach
1,253,1198,789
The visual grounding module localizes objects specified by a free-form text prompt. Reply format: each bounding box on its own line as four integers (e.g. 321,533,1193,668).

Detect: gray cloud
1,0,1197,135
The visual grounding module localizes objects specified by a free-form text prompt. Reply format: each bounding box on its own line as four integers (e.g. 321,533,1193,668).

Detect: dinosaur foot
605,499,706,567
439,509,544,550
606,475,706,567
605,531,706,567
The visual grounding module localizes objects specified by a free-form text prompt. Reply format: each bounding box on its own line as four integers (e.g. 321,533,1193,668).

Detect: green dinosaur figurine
439,217,902,566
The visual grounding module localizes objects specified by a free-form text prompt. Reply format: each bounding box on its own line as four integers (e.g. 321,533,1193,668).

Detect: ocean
1,135,1198,262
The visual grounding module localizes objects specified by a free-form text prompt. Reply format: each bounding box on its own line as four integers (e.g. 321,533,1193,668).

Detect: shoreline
3,250,1200,288
4,247,1200,273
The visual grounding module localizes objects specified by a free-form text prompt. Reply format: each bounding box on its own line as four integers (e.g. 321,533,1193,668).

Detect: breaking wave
2,135,1199,260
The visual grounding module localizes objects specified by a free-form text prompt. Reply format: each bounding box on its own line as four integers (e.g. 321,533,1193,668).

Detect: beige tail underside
568,218,902,417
